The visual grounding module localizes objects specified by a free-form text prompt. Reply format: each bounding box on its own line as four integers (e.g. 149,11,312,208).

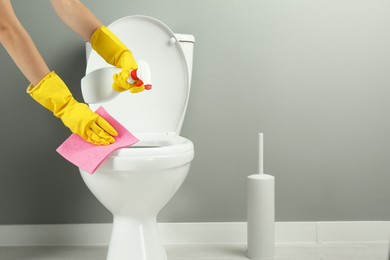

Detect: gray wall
1,0,390,225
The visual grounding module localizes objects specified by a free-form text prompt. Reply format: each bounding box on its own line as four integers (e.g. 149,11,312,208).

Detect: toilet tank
174,34,195,84
172,33,195,133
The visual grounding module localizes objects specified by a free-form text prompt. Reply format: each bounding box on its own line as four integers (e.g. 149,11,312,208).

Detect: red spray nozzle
127,61,152,90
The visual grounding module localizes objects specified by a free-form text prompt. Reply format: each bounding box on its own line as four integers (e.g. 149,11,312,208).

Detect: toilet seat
112,134,193,156
98,134,194,171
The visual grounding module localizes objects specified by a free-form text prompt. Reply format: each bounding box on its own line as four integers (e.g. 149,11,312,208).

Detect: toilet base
107,216,167,260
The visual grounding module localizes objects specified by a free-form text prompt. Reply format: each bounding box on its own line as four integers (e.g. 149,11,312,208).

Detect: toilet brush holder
247,174,275,259
247,133,275,260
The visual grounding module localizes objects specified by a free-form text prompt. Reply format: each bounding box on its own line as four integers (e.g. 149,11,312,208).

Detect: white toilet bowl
80,134,193,259
79,16,195,260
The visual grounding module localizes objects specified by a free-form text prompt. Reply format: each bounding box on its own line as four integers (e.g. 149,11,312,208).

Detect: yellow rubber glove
90,26,144,93
27,72,118,145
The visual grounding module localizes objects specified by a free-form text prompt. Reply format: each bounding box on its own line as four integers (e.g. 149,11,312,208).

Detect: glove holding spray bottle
90,26,152,93
27,26,151,145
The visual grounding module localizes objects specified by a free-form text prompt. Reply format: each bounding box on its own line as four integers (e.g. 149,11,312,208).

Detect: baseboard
0,221,389,246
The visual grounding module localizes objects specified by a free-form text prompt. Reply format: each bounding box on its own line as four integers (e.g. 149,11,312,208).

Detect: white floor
0,243,388,260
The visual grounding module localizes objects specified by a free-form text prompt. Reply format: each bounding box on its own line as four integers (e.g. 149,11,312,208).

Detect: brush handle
259,133,264,174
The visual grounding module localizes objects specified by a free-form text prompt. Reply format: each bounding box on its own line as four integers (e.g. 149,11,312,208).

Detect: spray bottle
247,133,275,260
81,60,152,104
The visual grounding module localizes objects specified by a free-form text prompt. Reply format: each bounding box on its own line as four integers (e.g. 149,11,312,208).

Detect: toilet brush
247,133,275,260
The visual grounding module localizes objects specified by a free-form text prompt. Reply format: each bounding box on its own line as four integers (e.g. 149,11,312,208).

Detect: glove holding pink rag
57,106,139,174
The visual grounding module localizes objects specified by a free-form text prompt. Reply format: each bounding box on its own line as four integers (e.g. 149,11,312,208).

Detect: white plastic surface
83,16,189,134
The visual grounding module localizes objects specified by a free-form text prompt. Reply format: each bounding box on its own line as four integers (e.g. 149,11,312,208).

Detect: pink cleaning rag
56,106,139,174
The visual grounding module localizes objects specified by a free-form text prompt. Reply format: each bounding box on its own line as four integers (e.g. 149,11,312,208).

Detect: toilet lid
85,16,189,134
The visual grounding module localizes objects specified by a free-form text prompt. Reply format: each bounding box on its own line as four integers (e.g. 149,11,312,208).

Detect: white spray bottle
247,133,275,260
81,60,152,104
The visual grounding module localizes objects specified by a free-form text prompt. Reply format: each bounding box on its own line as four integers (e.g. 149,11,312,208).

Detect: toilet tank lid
175,34,195,43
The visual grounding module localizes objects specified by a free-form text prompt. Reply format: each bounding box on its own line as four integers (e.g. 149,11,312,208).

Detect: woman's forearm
0,0,103,86
50,0,103,41
0,0,50,86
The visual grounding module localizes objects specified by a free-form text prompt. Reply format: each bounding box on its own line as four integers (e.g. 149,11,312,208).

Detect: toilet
79,16,195,260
